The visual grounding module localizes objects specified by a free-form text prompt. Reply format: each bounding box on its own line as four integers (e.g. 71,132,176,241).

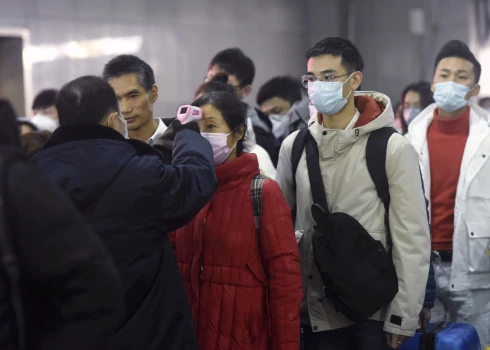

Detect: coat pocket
466,221,490,273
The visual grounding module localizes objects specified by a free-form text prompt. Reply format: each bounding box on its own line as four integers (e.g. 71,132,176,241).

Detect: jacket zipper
200,218,206,281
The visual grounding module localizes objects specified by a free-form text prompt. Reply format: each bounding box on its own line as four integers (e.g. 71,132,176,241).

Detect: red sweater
428,107,470,251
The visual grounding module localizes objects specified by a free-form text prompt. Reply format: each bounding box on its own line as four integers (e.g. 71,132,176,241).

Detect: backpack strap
365,127,397,249
290,128,310,222
0,148,26,350
291,127,309,190
251,174,267,240
304,131,329,214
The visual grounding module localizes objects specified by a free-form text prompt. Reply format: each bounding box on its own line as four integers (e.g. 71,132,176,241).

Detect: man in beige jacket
276,37,430,350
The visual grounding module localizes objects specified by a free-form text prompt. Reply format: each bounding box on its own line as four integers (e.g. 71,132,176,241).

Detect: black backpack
291,127,399,322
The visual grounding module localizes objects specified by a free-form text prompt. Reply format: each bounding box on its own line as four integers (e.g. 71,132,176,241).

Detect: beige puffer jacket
276,91,430,337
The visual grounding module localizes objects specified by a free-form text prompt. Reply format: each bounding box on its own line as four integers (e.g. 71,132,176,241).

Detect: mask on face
201,131,238,166
403,107,422,125
116,114,129,138
269,114,289,140
433,82,472,112
308,73,354,116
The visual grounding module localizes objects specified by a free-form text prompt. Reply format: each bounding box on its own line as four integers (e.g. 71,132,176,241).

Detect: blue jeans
301,321,390,350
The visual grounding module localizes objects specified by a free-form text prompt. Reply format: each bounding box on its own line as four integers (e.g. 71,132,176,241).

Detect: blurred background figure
478,96,490,112
20,130,51,158
31,89,60,132
395,82,434,134
205,48,279,165
256,76,302,142
195,73,276,178
32,89,58,121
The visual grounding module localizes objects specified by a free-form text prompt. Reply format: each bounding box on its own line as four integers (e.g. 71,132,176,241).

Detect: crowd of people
0,35,488,350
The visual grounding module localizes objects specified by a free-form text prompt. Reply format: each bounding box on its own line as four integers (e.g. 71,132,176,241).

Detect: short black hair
192,91,248,154
209,48,255,86
195,73,235,98
102,55,155,91
434,40,481,83
32,89,58,110
306,37,364,73
256,76,302,106
56,76,120,126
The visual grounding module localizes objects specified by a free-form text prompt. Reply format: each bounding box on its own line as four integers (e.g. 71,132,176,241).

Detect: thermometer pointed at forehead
176,105,203,124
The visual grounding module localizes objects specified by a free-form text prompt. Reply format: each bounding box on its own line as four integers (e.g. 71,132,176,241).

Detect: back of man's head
57,76,120,126
102,55,155,91
209,48,255,87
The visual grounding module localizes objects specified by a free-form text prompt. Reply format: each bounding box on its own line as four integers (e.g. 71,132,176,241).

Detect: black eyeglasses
301,72,355,88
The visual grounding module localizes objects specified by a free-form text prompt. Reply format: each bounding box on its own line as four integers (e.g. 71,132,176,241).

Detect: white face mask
201,131,237,166
269,114,289,140
117,114,129,139
433,82,472,112
308,73,354,116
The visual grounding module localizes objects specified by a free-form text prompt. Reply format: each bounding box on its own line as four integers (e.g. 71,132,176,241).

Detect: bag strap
365,127,397,249
304,131,329,214
291,127,310,222
251,174,267,240
0,149,26,350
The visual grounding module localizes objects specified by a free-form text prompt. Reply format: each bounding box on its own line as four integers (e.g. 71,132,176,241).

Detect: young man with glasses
275,37,431,349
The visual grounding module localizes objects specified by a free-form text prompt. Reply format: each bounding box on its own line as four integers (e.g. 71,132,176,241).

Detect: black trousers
301,320,391,350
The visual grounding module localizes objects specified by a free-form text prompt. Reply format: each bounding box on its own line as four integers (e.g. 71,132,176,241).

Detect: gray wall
353,0,470,104
0,37,25,115
0,0,317,117
0,0,472,115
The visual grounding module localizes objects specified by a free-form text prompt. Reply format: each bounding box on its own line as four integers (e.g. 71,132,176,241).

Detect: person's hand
419,307,431,329
386,333,407,349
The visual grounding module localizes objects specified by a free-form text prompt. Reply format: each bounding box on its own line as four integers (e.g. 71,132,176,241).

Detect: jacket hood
32,124,160,209
309,91,395,140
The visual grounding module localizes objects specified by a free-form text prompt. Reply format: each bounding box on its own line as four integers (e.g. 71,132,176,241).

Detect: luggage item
400,321,481,350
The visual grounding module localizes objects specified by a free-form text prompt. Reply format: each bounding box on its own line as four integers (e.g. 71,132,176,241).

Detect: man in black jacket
33,76,217,350
0,102,123,350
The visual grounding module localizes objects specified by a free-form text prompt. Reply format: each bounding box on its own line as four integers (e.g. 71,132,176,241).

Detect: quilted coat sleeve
259,179,302,350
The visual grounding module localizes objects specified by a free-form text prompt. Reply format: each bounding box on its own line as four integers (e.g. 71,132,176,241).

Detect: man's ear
241,84,252,98
351,71,363,91
149,85,159,103
471,84,481,99
107,112,117,129
431,82,435,94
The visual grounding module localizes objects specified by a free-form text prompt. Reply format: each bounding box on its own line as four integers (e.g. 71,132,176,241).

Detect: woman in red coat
169,91,302,350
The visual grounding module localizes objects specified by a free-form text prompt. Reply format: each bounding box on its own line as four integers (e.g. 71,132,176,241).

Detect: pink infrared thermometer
177,105,202,124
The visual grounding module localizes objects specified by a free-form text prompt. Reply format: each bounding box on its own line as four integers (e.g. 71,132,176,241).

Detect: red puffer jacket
169,153,302,350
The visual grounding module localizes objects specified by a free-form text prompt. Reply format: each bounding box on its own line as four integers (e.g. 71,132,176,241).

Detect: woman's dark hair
21,131,52,158
0,99,20,147
194,73,235,98
192,91,248,155
399,81,434,133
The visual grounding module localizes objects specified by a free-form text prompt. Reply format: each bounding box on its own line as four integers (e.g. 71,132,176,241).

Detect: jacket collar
42,124,162,157
408,103,490,153
215,153,259,190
